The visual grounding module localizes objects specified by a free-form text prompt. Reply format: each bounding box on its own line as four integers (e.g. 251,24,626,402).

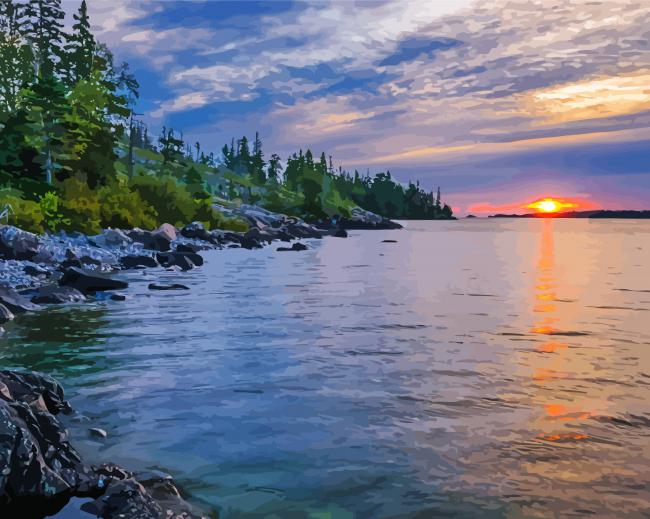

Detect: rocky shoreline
0,203,400,517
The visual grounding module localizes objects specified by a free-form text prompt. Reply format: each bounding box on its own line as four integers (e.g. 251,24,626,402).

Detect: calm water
2,220,650,518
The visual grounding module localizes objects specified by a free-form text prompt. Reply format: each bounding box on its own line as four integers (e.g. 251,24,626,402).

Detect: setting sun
527,197,578,214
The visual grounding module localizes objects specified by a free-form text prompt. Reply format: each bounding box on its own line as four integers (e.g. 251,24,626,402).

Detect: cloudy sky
64,0,650,214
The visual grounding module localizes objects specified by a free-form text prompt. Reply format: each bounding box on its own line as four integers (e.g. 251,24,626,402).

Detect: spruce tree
64,0,94,83
23,0,66,78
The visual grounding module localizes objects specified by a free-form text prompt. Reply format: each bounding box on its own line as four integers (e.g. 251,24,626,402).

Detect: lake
2,219,650,518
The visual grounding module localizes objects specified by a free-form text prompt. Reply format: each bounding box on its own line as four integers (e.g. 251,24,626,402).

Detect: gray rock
110,293,127,301
180,221,214,242
120,254,159,269
153,223,177,242
59,267,128,293
128,227,173,252
175,242,202,253
80,255,102,266
92,228,133,248
0,225,41,260
0,303,14,323
0,285,40,313
156,251,203,270
334,228,348,238
31,285,87,304
340,206,402,230
23,264,51,277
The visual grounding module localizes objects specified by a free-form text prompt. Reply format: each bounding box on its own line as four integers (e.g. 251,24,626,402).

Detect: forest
0,0,453,235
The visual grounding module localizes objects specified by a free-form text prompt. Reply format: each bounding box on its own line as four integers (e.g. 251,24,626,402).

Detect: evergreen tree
267,153,282,183
251,131,265,183
64,0,94,83
23,0,66,78
0,2,34,112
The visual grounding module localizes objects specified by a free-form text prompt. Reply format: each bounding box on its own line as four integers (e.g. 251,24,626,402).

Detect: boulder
110,294,126,301
80,255,102,267
0,303,14,323
24,264,51,277
0,225,41,260
0,286,40,313
59,267,128,293
176,242,202,253
277,242,308,252
59,258,83,270
156,251,203,270
148,283,190,291
91,229,133,248
153,223,177,242
334,228,348,238
120,254,159,269
339,207,402,230
31,285,87,304
180,221,213,242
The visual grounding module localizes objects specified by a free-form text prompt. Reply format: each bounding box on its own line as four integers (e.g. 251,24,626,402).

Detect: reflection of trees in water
0,306,116,378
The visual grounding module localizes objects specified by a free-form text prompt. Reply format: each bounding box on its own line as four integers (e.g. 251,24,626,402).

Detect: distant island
489,210,650,219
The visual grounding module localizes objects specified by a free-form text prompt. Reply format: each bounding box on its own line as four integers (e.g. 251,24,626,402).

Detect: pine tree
23,0,66,78
0,1,34,112
64,0,94,83
267,153,281,183
435,186,441,209
251,131,265,183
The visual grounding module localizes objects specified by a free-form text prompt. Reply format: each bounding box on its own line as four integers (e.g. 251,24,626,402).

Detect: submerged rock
89,427,108,438
148,283,190,291
277,242,308,252
31,285,87,304
59,267,128,293
334,228,348,238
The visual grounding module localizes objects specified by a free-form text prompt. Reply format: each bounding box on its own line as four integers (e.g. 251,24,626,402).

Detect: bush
97,182,157,230
130,174,195,226
58,177,102,234
0,194,45,233
193,198,248,232
39,191,69,232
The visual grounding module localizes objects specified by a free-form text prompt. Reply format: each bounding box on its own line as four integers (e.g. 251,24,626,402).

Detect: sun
527,197,577,214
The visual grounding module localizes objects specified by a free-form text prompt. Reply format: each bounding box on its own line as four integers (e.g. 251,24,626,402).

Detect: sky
63,0,650,214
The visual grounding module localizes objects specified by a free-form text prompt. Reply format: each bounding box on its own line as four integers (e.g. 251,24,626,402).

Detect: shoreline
0,204,402,518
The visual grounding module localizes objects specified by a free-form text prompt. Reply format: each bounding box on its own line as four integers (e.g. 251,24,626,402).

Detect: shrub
0,194,45,233
39,191,69,232
58,177,102,234
130,174,195,226
97,183,157,230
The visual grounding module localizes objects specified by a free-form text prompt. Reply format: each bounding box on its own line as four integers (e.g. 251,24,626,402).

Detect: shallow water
2,219,650,518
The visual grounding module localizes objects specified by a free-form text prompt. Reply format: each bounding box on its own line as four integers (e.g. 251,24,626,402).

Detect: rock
110,293,126,301
91,228,133,248
176,242,202,253
59,267,128,293
0,370,210,519
0,303,14,323
89,427,107,438
80,255,102,267
31,285,87,304
382,239,397,243
339,207,402,230
24,264,51,277
127,228,168,252
120,254,159,269
334,228,348,238
277,242,308,252
59,258,84,270
148,283,190,291
153,223,177,242
156,251,203,270
180,221,213,242
0,285,40,313
0,225,41,260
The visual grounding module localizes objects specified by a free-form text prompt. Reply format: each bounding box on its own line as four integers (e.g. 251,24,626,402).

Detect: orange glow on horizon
527,197,578,213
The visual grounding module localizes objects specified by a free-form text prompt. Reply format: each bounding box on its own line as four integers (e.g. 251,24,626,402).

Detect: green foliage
57,176,102,234
0,194,44,233
129,174,196,227
97,182,157,230
39,190,68,231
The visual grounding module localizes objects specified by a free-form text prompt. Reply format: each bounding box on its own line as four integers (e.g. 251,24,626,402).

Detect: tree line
0,0,452,235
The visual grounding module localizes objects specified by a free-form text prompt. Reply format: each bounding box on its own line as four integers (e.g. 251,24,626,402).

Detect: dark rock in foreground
148,283,190,291
59,267,128,293
0,286,40,313
0,303,14,323
277,242,308,252
0,370,210,519
30,285,87,304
